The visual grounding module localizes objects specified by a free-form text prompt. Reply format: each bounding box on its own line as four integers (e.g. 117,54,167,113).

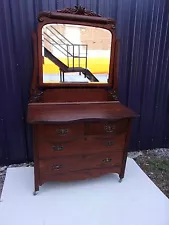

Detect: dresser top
27,101,137,124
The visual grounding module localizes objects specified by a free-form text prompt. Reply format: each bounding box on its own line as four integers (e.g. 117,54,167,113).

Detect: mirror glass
42,24,112,84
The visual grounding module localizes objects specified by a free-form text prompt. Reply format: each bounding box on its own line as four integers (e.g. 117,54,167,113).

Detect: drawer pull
52,146,64,151
52,164,62,170
104,125,115,133
105,141,114,147
56,129,68,135
102,158,112,163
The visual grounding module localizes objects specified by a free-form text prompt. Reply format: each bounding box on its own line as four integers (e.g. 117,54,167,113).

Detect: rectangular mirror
42,24,112,84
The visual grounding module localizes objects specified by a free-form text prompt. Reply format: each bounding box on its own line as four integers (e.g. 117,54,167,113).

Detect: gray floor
1,158,169,225
43,73,108,83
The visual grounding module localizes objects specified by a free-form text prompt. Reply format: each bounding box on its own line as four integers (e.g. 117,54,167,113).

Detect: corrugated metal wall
0,0,169,165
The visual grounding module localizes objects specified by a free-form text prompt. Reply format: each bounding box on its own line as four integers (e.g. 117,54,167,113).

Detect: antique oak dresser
27,6,137,195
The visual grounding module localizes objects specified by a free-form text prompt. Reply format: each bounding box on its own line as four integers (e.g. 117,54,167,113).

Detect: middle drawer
38,135,126,158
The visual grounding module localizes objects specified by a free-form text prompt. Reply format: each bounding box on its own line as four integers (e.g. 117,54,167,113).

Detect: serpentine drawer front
85,119,128,135
39,151,124,175
38,123,84,141
29,109,136,195
38,138,86,158
33,118,130,191
38,134,126,159
40,167,122,184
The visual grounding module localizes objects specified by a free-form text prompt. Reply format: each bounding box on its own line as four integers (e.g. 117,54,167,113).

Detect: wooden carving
57,6,101,17
38,6,101,22
29,88,44,103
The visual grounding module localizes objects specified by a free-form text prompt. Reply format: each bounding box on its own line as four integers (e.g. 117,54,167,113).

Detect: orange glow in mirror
42,24,112,84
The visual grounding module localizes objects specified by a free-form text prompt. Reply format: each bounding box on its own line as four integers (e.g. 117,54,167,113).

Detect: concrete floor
0,158,169,225
43,73,108,83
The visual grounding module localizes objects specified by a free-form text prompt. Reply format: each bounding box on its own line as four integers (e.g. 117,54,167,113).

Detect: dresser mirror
37,9,115,87
42,23,112,84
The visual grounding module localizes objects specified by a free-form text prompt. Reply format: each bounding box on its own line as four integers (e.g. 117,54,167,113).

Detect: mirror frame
37,7,116,87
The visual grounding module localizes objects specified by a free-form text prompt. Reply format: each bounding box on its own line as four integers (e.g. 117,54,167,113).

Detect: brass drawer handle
52,164,62,170
102,158,112,163
56,128,68,135
104,125,115,133
105,141,114,147
52,146,64,151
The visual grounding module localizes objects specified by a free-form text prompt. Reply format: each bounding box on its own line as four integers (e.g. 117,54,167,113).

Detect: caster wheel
33,191,38,196
119,178,123,183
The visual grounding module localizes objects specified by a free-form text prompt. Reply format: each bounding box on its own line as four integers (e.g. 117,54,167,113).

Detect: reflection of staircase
43,25,99,82
44,48,99,82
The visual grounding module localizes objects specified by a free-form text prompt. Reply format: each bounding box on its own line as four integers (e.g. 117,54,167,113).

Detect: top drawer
38,123,84,141
85,119,129,136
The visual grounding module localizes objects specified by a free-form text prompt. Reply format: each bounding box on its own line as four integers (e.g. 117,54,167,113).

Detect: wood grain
27,101,137,123
39,151,123,174
37,122,84,140
43,88,113,102
38,135,126,159
40,167,121,184
85,119,128,135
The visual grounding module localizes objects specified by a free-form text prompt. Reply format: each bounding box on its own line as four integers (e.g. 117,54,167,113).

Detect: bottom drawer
40,167,121,184
39,151,123,175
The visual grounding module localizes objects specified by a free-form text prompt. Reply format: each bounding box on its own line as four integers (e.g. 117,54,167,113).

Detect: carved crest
38,6,101,22
57,6,101,17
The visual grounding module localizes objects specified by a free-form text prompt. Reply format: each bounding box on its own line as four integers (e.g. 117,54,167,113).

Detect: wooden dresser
27,7,137,195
